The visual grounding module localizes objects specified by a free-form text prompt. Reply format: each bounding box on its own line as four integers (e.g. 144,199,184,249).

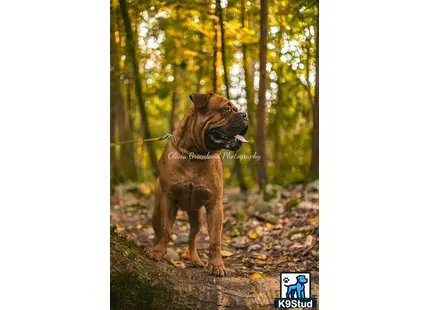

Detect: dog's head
296,275,308,284
189,92,248,152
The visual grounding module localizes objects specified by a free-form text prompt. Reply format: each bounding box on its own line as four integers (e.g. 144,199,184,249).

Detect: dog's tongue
234,134,248,143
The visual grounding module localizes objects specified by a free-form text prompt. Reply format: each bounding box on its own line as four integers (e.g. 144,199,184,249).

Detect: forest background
110,0,319,193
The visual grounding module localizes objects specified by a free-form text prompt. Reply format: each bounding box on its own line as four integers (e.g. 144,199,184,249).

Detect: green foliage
111,0,318,186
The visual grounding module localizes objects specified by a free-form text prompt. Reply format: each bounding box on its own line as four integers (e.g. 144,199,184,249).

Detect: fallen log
110,231,281,309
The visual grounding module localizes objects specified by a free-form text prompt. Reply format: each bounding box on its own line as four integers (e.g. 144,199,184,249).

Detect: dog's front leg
205,199,226,276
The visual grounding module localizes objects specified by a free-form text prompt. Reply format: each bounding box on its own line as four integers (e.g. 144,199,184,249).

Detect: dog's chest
168,182,211,210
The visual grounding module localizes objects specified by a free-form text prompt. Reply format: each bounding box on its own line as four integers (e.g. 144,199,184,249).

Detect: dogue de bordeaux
146,92,248,276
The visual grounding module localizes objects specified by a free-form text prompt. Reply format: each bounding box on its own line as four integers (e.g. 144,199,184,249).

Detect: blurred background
110,0,319,193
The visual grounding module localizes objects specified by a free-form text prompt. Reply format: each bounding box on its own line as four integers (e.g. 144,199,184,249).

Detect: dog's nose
239,112,248,120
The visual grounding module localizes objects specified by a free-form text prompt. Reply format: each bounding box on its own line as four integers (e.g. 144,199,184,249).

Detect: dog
286,275,308,298
146,92,248,276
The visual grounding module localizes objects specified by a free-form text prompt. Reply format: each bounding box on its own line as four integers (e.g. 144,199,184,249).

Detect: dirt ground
110,182,319,306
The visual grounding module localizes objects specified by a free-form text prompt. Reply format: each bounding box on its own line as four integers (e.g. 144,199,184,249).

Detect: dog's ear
189,93,213,109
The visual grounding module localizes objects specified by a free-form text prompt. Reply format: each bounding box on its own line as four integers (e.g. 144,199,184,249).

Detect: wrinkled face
189,92,248,151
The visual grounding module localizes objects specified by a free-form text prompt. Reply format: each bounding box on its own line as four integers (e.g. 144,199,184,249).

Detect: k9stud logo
274,272,317,308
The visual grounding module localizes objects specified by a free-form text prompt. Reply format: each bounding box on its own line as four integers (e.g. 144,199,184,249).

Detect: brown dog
146,92,248,276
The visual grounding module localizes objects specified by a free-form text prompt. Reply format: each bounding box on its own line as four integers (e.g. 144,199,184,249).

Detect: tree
111,231,281,309
216,0,248,193
110,1,119,190
256,0,269,190
170,8,181,133
310,8,319,180
241,0,257,183
119,0,158,177
110,0,318,187
212,11,219,93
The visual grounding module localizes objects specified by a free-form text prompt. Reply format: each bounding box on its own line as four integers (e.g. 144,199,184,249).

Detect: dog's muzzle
205,112,249,151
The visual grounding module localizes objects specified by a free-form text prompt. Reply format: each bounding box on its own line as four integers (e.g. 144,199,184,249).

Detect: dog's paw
146,247,164,261
205,263,227,277
190,255,205,267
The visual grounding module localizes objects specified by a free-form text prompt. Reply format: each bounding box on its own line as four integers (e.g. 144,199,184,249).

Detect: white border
321,0,430,309
0,1,109,309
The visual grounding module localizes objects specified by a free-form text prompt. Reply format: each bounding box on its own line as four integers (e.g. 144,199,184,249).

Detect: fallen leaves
221,250,233,257
308,215,319,223
169,260,186,268
181,249,190,260
249,273,263,279
256,253,267,260
248,231,258,240
111,183,319,278
304,235,314,247
265,223,274,230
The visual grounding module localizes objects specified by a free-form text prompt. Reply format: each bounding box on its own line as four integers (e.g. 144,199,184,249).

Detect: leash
110,133,172,147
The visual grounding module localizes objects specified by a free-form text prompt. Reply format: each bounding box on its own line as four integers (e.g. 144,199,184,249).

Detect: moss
111,272,155,310
110,231,177,310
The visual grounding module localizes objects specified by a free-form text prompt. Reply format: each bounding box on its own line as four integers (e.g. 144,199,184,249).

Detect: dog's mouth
205,114,248,151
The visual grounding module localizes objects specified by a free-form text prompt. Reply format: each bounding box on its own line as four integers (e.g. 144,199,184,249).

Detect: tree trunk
310,14,319,180
116,18,135,182
196,31,204,93
110,231,281,310
212,17,219,94
217,0,248,193
256,0,269,190
119,0,158,178
126,80,137,182
272,63,284,184
241,0,257,183
217,0,229,99
110,1,119,191
170,9,181,133
305,40,313,112
170,60,180,133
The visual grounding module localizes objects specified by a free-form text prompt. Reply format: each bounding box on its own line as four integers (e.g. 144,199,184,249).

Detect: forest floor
110,182,319,282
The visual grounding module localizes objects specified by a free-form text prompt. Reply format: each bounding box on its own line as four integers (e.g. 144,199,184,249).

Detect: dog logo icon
274,272,317,308
284,275,308,298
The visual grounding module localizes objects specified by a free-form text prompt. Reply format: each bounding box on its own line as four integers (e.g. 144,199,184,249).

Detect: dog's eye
224,106,231,112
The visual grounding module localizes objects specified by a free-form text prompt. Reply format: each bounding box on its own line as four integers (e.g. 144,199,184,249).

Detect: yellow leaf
249,273,263,279
308,216,319,223
223,235,231,241
181,249,190,260
256,253,267,260
170,260,186,268
265,223,274,230
248,231,258,240
135,224,142,230
221,250,233,257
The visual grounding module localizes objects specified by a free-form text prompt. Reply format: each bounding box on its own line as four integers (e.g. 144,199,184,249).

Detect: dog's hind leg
147,180,178,261
187,208,204,267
